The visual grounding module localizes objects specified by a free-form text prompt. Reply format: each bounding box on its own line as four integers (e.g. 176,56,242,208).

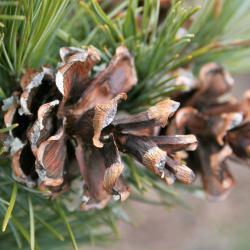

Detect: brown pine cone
2,46,197,210
168,63,250,200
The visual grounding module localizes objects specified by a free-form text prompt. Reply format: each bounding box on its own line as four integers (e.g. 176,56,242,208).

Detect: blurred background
89,74,250,250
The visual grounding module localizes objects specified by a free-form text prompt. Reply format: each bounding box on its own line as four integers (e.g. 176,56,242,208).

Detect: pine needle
0,1,18,7
2,183,17,232
55,202,78,250
0,15,25,21
0,124,19,133
8,220,23,249
34,214,64,242
28,195,35,250
12,217,30,242
0,87,6,99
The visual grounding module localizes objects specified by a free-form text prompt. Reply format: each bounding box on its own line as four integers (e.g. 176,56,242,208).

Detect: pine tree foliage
0,0,250,249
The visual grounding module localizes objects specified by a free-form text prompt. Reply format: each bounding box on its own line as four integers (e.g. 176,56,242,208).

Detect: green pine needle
0,15,25,21
2,183,17,232
0,124,18,133
8,220,23,249
12,216,39,249
34,214,64,242
0,2,18,7
28,195,35,250
0,86,6,99
54,202,79,250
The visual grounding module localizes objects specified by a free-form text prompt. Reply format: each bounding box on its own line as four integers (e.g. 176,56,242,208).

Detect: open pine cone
168,63,250,200
2,46,197,210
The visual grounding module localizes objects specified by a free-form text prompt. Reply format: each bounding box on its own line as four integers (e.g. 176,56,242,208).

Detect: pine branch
0,0,73,78
60,0,250,110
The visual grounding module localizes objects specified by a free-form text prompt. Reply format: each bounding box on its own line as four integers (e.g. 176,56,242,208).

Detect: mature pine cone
168,63,250,200
2,46,197,210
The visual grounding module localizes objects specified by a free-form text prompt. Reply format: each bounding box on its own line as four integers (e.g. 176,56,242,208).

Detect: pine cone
3,46,197,210
168,63,250,200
